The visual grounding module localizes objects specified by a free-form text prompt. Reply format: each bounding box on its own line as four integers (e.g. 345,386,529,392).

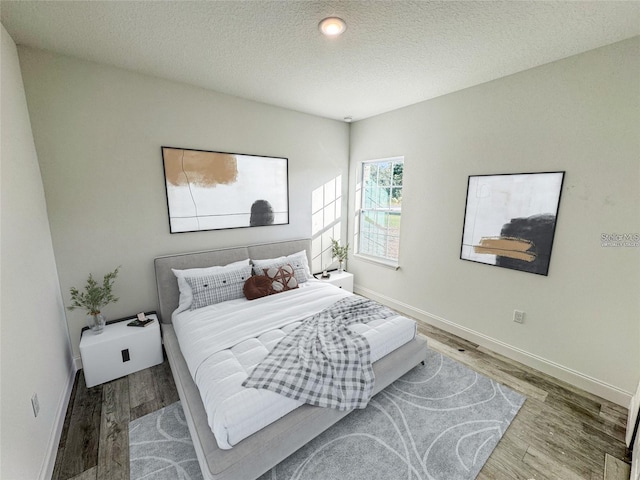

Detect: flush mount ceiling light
319,17,347,37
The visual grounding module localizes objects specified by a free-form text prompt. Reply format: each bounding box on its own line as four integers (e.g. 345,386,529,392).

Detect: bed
154,238,428,480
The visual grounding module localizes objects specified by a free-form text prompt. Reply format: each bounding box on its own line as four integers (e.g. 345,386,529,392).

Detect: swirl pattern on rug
129,402,203,480
261,348,525,480
129,347,525,480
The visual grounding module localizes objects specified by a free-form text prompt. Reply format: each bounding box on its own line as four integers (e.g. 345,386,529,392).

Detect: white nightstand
318,271,354,293
79,313,163,388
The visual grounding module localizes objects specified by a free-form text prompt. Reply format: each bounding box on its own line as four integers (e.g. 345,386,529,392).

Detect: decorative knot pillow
263,264,298,293
251,250,311,285
243,275,273,300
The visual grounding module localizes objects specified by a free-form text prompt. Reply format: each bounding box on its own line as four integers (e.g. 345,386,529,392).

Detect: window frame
354,156,404,269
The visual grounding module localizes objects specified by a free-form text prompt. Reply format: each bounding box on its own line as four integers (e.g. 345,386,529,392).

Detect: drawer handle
122,349,130,362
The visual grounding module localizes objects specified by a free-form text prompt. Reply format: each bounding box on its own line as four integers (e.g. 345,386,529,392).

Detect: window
311,175,343,273
356,157,403,266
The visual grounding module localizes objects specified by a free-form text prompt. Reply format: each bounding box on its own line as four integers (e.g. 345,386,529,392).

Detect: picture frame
460,171,565,275
161,146,289,233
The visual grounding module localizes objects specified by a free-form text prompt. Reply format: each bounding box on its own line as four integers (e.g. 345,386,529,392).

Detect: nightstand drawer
80,314,163,388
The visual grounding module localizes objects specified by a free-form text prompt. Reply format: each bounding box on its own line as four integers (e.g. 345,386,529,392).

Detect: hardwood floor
52,322,631,480
52,357,179,480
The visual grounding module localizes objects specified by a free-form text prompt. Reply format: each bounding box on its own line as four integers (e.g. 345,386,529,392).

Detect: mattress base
163,323,428,480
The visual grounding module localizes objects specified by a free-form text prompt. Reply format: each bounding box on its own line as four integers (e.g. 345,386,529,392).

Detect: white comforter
173,280,416,449
174,280,351,380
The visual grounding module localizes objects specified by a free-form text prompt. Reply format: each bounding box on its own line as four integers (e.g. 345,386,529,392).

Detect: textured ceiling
2,1,639,121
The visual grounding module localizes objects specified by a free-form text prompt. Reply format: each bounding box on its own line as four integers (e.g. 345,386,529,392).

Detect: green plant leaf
67,266,120,315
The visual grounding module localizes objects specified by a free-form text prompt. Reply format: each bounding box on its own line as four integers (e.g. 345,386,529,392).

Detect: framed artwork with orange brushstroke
161,147,289,233
460,171,565,275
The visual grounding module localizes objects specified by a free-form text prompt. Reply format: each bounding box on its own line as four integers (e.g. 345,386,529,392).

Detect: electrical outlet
513,310,525,324
31,393,40,417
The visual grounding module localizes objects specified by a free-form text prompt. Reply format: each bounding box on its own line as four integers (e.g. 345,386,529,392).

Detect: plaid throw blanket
242,296,396,411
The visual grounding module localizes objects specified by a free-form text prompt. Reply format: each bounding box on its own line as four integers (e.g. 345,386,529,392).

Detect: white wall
0,25,75,480
348,37,640,405
17,47,350,362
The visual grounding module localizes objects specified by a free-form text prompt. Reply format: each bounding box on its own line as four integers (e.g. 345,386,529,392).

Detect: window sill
353,253,400,270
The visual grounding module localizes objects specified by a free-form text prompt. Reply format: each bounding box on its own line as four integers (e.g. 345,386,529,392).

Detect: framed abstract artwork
460,171,565,275
161,147,289,233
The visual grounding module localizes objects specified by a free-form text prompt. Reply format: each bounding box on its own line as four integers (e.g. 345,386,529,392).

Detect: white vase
87,312,106,334
338,261,345,273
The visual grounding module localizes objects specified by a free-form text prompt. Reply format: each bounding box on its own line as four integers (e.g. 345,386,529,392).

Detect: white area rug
129,401,202,480
129,348,525,480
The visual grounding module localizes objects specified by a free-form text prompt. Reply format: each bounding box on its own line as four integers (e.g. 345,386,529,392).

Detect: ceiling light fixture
319,17,346,37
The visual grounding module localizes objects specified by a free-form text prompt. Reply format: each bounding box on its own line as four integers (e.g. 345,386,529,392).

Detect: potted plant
330,238,349,273
68,267,120,334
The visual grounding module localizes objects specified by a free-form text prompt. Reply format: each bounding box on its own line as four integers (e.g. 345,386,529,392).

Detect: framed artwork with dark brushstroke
460,171,565,275
161,147,289,233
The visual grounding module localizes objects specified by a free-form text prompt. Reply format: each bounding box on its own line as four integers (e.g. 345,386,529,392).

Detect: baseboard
355,284,632,407
74,354,83,371
40,359,77,480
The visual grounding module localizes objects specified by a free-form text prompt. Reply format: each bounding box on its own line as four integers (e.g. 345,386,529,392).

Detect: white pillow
172,259,250,313
251,250,311,285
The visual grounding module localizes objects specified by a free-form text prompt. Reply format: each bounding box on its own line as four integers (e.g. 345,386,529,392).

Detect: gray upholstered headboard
154,238,312,323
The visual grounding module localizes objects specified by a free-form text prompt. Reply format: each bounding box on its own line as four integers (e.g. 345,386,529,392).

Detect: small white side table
318,271,354,293
79,313,163,388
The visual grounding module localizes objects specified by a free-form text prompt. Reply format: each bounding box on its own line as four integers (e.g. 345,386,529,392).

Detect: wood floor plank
97,377,130,480
417,322,480,351
69,466,97,480
604,453,632,480
519,425,602,479
582,421,629,453
534,401,626,462
476,344,618,417
52,370,80,480
55,371,103,480
481,435,552,480
523,445,590,480
492,383,620,479
128,368,155,410
153,356,179,407
128,365,159,421
130,359,179,421
499,398,604,478
600,403,629,430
